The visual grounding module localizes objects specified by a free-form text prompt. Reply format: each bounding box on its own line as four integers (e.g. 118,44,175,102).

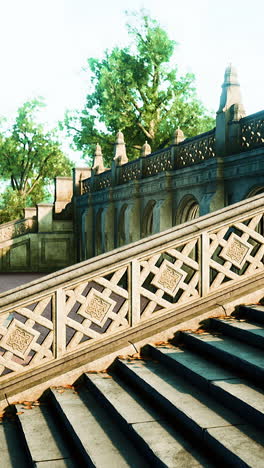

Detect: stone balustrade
0,193,263,390
0,217,37,243
240,110,264,152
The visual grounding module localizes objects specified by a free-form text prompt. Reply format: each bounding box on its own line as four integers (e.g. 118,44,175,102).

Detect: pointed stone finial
141,141,151,157
173,127,185,145
92,143,105,174
113,130,128,165
217,63,245,117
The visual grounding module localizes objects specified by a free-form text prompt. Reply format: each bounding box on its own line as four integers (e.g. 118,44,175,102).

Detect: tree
65,12,214,163
0,99,72,222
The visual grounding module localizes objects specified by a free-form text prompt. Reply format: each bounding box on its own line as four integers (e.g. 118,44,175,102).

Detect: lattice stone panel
64,266,129,351
208,213,264,291
92,171,112,192
241,115,264,151
0,295,54,377
139,238,200,320
177,133,216,168
119,160,141,184
144,149,173,177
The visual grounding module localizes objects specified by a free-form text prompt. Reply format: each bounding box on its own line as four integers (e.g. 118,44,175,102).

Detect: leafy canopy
65,11,214,163
0,99,72,222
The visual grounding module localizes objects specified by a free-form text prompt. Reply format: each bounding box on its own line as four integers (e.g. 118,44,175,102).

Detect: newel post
200,232,210,297
55,288,66,358
130,259,141,326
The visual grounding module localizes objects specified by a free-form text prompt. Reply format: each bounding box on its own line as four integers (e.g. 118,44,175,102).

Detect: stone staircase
1,303,264,467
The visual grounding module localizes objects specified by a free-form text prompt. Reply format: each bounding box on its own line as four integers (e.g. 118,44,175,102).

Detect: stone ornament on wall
78,288,115,326
0,319,39,359
151,259,187,296
220,232,253,268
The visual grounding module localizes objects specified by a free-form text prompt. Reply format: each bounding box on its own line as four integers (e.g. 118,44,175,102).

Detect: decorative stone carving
144,149,173,177
113,130,128,165
141,141,151,157
220,233,253,268
241,113,264,151
92,143,106,174
1,319,39,359
78,289,115,326
151,260,187,296
177,132,216,168
173,128,185,145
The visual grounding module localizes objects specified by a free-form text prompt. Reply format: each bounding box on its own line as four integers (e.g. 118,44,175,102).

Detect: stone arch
142,200,156,238
95,208,103,255
176,195,200,225
118,203,128,247
246,186,264,198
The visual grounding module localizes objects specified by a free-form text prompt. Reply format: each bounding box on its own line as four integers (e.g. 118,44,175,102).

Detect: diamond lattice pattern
209,214,264,291
0,296,54,377
140,238,199,320
64,266,129,351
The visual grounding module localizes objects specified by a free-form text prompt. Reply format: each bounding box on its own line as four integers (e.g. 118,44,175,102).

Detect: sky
0,0,263,164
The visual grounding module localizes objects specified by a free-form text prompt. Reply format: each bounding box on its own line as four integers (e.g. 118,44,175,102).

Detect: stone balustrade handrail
0,217,37,243
0,193,263,389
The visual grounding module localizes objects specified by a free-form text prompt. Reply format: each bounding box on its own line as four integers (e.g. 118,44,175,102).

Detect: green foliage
0,99,72,222
65,11,214,163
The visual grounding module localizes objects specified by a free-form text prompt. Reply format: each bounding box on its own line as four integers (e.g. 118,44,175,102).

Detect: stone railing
81,129,217,193
118,158,141,184
0,193,263,386
240,110,264,152
143,147,173,177
176,129,216,168
0,217,37,243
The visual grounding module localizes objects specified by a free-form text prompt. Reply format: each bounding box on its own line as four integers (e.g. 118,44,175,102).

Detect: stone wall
74,65,264,261
0,189,74,273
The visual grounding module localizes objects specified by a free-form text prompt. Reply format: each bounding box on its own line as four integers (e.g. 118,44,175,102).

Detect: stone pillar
215,64,245,157
54,177,73,214
37,204,53,232
24,207,37,219
113,131,128,165
92,143,106,174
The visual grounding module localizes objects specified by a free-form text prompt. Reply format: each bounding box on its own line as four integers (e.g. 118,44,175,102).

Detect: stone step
15,401,77,467
83,372,214,467
115,357,264,467
210,317,264,350
0,412,31,468
238,305,264,324
146,344,264,430
47,386,147,467
180,329,264,385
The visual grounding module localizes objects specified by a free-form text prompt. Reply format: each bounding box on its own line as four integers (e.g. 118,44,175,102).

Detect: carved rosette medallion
78,289,115,326
151,260,187,297
1,319,39,359
220,233,253,268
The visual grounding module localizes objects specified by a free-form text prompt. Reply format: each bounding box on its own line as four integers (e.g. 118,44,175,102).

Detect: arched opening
118,204,128,247
246,186,264,198
176,195,200,225
95,208,103,255
142,200,156,238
